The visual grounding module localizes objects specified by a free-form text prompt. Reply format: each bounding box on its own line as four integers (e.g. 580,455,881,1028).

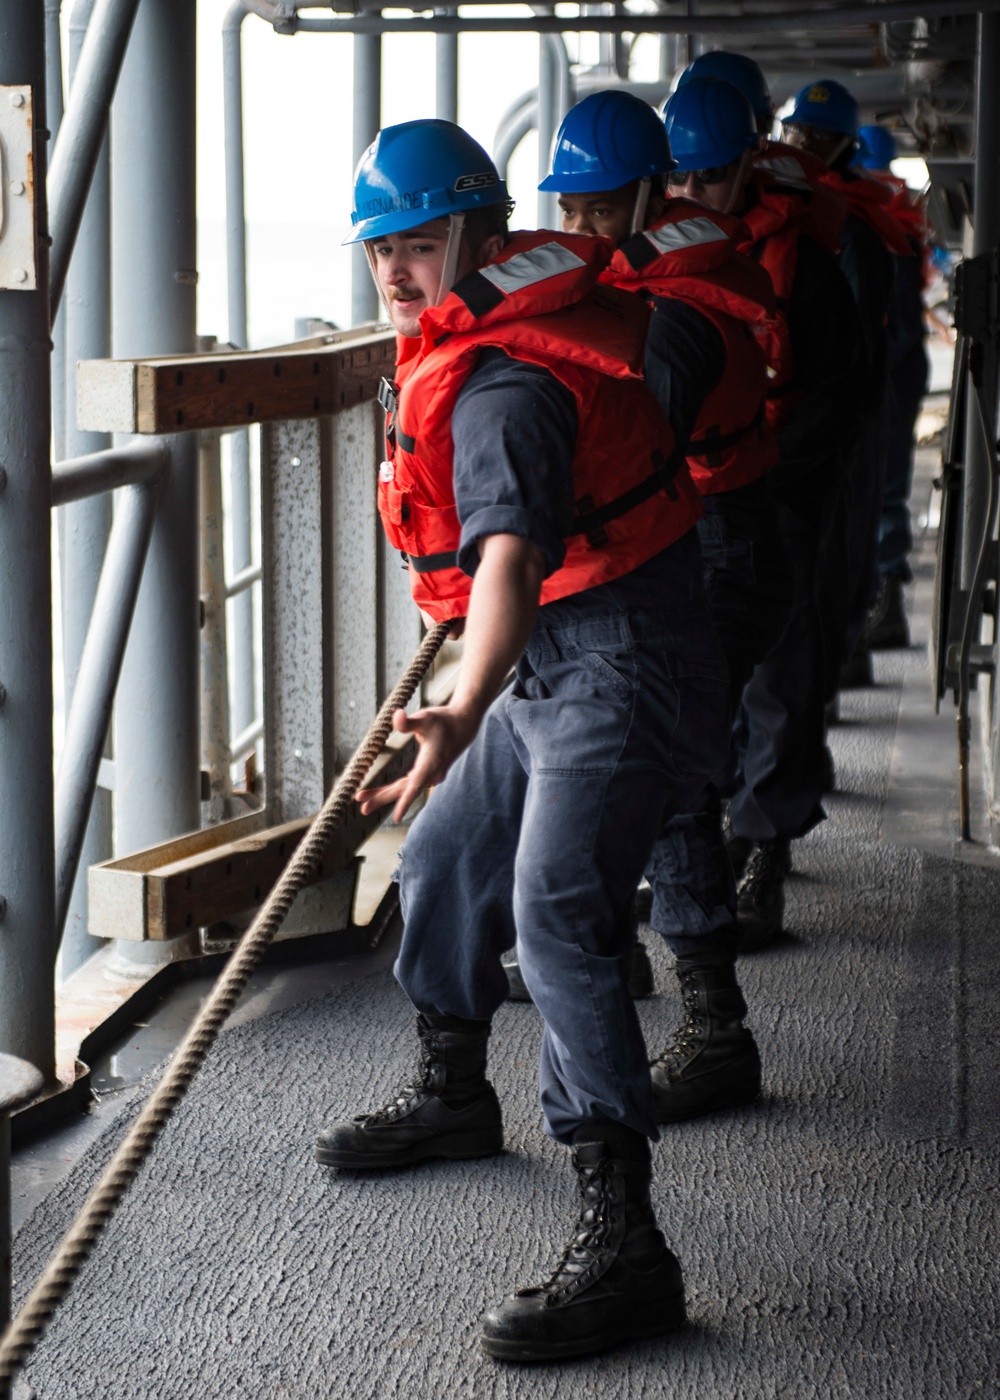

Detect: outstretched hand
355,703,481,823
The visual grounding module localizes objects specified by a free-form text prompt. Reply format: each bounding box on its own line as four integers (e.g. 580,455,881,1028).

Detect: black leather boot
314,1014,503,1169
481,1123,685,1362
722,807,753,882
866,577,910,650
737,838,791,950
650,955,761,1123
504,898,654,1003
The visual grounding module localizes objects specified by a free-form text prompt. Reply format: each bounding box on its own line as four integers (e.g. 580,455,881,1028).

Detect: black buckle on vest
574,495,609,548
378,377,399,413
689,403,765,467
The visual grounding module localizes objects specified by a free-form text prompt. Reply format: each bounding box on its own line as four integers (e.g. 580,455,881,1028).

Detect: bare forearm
449,533,545,722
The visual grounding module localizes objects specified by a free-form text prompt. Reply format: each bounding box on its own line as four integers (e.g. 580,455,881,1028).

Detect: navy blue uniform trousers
394,534,731,1144
645,478,792,957
728,497,831,842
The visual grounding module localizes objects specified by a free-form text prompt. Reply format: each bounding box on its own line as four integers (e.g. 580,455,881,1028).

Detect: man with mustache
315,119,731,1362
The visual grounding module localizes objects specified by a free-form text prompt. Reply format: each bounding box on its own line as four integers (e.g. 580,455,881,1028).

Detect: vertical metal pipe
60,0,113,978
0,0,56,1074
111,0,198,962
222,3,255,741
687,0,703,62
352,31,381,326
200,429,233,817
961,11,1000,594
54,479,159,937
46,0,66,462
659,31,679,83
536,35,558,228
435,12,458,123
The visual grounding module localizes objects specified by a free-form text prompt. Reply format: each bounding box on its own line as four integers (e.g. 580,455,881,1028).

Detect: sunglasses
666,164,734,187
783,124,836,145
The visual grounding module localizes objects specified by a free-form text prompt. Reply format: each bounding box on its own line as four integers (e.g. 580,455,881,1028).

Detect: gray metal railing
53,443,169,941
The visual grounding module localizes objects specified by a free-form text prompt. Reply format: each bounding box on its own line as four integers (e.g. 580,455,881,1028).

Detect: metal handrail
51,440,168,507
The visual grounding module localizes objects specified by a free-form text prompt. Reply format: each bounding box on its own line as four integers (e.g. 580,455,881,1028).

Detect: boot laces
529,1155,617,1297
652,980,705,1070
357,1034,440,1125
741,841,786,893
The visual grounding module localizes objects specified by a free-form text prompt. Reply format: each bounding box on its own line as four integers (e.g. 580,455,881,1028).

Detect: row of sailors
314,58,931,1366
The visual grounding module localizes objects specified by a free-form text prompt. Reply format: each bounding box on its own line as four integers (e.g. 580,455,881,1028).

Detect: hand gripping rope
0,620,452,1387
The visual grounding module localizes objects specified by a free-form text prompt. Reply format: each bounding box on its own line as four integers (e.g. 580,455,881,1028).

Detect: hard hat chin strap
825,135,853,167
361,211,468,320
363,241,383,314
436,212,467,305
630,179,651,235
723,151,754,215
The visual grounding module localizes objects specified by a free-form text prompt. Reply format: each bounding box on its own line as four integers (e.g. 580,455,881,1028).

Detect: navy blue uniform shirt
451,343,712,607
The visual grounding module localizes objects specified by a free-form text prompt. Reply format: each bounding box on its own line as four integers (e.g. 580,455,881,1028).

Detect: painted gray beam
54,478,160,940
296,0,1000,35
45,0,66,463
0,0,56,1076
47,0,141,319
351,32,381,326
222,2,256,739
435,12,458,124
111,0,199,964
59,0,115,977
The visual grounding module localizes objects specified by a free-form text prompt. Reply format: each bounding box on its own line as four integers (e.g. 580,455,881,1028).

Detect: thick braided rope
0,621,451,1383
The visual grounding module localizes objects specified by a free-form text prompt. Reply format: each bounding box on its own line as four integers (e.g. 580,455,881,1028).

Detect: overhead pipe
292,0,1000,37
47,0,142,319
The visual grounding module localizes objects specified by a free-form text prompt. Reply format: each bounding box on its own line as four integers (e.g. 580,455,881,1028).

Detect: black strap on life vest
403,447,686,574
408,549,460,574
379,376,417,453
569,446,686,548
688,403,765,464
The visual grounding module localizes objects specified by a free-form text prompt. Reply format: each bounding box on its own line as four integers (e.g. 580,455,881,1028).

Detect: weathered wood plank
76,328,396,435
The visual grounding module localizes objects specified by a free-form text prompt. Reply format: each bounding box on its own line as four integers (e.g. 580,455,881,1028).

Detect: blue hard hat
345,119,509,245
783,79,860,137
662,77,757,171
675,51,773,124
857,124,897,170
539,89,676,192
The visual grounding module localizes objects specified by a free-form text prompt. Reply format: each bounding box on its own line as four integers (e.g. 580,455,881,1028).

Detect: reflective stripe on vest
755,156,812,192
644,216,730,256
456,241,589,317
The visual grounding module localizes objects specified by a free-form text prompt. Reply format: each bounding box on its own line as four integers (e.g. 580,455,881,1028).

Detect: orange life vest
378,230,702,623
604,199,778,495
868,170,932,283
755,140,848,258
819,167,913,256
737,168,836,428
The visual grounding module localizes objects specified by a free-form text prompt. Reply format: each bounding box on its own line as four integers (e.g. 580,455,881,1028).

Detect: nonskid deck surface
14,531,1000,1400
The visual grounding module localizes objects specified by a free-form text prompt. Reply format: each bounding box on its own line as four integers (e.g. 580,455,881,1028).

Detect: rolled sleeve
451,348,578,579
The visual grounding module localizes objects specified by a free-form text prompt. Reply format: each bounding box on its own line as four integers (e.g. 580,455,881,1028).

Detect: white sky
193,4,663,344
